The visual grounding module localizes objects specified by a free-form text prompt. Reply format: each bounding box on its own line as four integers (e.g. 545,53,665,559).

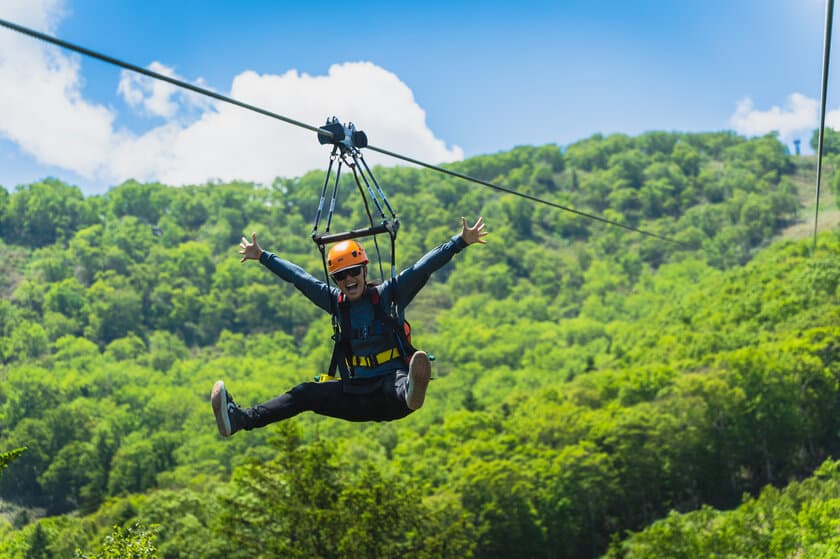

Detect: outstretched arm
239,231,335,313
392,216,488,308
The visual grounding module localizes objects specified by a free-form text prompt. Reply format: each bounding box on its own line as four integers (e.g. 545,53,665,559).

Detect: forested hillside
1,130,838,558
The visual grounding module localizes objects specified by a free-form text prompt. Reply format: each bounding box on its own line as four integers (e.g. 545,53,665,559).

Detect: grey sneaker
211,380,247,437
406,351,431,410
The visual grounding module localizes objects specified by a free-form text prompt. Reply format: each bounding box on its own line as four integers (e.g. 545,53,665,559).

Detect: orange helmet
327,240,369,274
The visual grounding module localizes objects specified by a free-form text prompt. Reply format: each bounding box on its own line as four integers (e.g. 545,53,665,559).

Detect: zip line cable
0,18,332,139
366,144,683,244
813,0,834,254
0,17,685,247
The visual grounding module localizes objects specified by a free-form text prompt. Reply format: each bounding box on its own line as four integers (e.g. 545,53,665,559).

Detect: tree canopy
0,130,836,558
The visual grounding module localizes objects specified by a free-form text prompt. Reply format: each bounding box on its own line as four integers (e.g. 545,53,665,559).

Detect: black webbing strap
326,297,354,380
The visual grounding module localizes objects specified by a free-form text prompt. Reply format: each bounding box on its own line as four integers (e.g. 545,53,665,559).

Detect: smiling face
333,265,367,301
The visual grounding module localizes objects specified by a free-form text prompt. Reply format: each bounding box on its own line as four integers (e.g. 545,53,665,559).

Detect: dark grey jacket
259,234,468,377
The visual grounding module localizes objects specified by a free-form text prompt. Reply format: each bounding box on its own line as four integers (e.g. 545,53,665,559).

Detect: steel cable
813,0,834,254
0,17,686,247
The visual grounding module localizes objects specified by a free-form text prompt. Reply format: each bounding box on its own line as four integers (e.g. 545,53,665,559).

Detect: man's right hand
239,232,264,263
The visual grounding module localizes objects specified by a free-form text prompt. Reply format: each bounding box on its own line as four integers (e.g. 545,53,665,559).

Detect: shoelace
225,392,240,412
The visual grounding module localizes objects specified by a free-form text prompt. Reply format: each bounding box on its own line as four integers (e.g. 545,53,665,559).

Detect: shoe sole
211,380,232,437
407,351,431,410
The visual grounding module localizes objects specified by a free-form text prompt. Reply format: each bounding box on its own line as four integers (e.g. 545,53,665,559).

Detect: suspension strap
312,145,338,233
359,154,398,220
350,152,387,220
312,117,405,378
348,161,386,280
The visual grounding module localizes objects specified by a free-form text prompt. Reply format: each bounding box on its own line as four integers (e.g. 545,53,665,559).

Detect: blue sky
0,0,834,195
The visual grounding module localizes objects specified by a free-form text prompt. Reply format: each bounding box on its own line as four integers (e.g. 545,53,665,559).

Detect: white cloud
0,0,64,31
0,0,115,178
0,1,462,194
149,62,464,187
825,107,840,130
729,93,818,144
117,62,211,119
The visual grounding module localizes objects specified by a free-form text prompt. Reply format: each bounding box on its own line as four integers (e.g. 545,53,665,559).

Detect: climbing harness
319,287,417,382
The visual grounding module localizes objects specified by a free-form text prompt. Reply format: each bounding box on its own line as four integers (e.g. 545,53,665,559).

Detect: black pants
244,370,413,427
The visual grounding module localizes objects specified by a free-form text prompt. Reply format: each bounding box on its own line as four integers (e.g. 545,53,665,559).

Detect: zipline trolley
312,117,400,287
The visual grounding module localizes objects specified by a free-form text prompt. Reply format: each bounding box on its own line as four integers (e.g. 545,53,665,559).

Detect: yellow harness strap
350,347,402,368
316,348,403,382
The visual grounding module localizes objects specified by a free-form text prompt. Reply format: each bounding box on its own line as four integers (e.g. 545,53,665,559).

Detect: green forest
1,129,840,558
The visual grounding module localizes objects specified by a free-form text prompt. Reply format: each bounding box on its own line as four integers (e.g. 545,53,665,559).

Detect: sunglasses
332,266,364,281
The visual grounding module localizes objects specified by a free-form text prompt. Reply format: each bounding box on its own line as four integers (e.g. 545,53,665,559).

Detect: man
211,217,487,437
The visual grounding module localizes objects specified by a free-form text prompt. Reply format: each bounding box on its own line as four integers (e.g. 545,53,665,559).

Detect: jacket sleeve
391,234,468,309
259,251,336,313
